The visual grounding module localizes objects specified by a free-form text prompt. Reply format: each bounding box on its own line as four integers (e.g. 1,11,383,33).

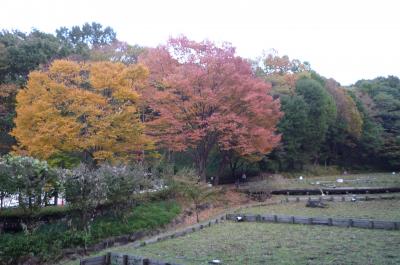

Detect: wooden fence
80,215,226,265
280,194,400,203
226,213,400,230
80,252,182,265
270,187,400,195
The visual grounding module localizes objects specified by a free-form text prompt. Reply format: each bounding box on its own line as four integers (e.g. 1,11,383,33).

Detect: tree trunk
229,159,238,180
44,192,48,206
195,151,208,182
195,136,216,182
198,159,207,182
215,156,227,185
54,191,58,206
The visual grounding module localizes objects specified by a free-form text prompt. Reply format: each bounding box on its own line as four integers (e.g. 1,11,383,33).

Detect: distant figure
241,173,247,182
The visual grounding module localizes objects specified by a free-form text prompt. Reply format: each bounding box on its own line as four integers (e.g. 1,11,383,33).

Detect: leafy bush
0,205,72,218
0,155,59,211
61,163,161,229
171,168,218,222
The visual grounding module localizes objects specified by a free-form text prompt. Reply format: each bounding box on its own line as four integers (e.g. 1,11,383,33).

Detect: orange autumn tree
140,36,282,182
12,59,154,165
256,51,311,96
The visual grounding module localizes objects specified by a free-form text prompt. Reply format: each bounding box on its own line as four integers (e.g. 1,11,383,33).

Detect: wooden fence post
143,258,150,265
79,260,86,265
123,254,128,265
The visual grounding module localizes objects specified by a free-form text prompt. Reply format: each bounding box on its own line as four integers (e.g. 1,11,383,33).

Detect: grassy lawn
73,222,400,265
238,199,400,221
244,173,400,192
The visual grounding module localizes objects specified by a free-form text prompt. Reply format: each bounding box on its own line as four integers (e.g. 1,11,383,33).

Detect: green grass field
244,172,400,192
238,199,400,221
65,197,400,265
76,222,400,265
61,173,400,265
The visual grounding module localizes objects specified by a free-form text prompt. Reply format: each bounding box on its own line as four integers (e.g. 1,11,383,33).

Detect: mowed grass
239,199,400,221
92,222,400,265
244,172,400,191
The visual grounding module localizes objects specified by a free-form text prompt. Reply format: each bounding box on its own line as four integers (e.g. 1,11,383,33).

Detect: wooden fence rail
270,187,400,195
80,215,227,265
226,213,400,230
80,252,183,265
280,194,400,203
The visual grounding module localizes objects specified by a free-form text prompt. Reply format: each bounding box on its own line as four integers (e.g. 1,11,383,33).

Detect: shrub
0,155,59,211
0,201,180,264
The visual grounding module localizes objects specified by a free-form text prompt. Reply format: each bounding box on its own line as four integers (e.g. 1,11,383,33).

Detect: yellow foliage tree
12,59,154,164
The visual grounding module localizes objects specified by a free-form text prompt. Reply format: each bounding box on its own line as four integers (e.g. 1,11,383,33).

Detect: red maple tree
140,36,282,181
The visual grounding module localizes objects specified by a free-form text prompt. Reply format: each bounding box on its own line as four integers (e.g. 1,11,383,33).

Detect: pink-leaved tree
140,36,282,182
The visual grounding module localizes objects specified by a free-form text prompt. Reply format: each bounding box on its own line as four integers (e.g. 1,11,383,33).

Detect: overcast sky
2,0,399,85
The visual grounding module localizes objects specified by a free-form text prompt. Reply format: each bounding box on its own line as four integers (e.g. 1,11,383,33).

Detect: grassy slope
1,201,180,264
93,222,400,265
238,199,400,220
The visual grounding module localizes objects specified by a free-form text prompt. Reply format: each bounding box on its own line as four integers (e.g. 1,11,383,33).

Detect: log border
226,213,400,231
80,252,183,265
280,194,400,203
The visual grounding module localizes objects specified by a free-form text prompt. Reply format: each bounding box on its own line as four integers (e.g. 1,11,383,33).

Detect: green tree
355,76,400,169
172,168,218,223
0,84,18,154
0,29,69,84
89,41,145,64
56,22,117,59
274,95,310,170
295,78,337,164
1,155,58,211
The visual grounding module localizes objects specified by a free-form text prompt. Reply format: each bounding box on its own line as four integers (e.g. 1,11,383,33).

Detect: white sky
1,0,400,85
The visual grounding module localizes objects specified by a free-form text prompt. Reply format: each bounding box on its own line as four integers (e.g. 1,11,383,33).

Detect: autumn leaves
12,37,282,178
12,60,153,163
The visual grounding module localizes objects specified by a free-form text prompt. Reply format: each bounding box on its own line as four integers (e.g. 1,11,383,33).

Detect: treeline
254,54,399,172
1,22,399,182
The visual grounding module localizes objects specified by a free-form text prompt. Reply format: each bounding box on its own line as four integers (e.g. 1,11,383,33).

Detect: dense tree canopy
0,23,398,178
355,76,400,168
0,23,121,156
12,60,154,165
140,37,282,181
0,29,70,84
0,83,18,154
